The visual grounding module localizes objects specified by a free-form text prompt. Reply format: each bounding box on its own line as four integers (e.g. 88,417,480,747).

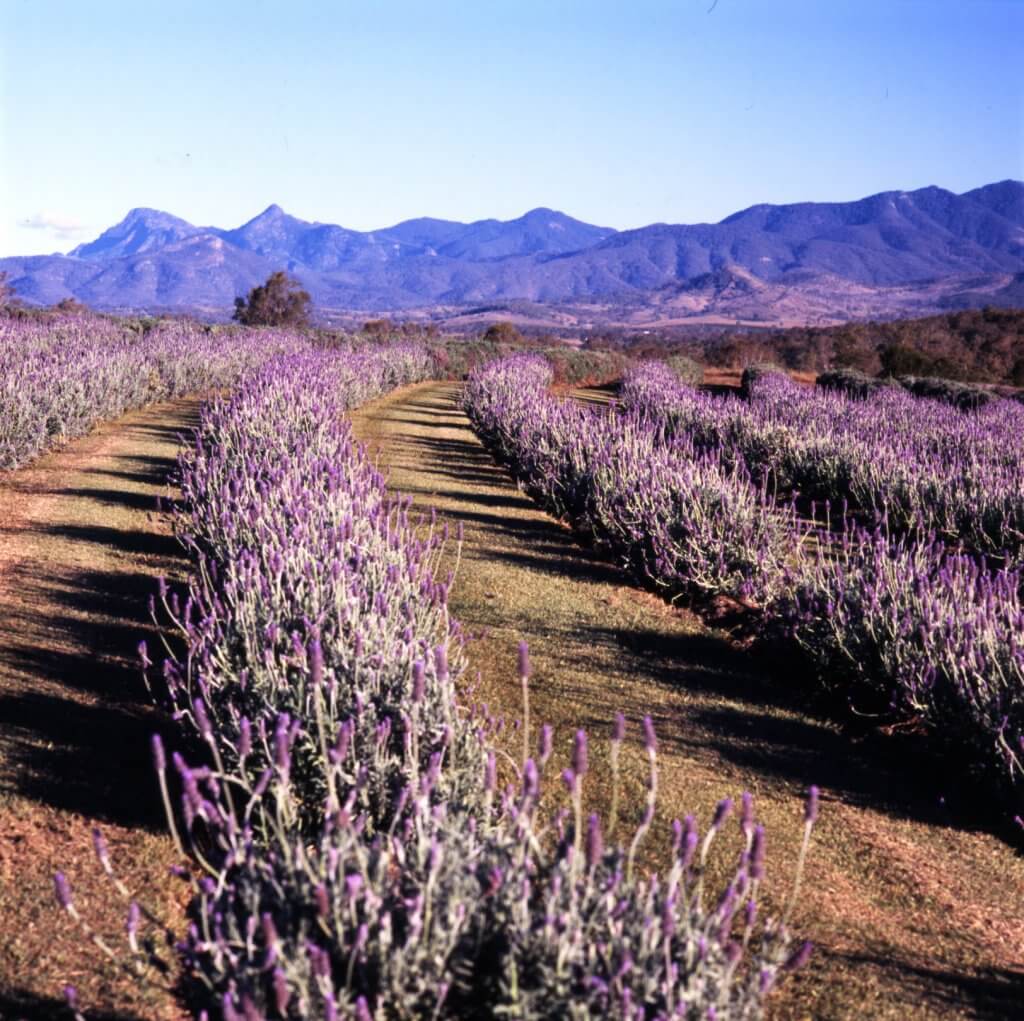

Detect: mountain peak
70,207,198,260
13,178,1022,313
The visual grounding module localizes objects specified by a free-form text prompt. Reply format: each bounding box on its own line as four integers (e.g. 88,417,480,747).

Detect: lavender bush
778,525,1024,803
479,355,1024,809
0,313,308,471
621,360,1024,566
464,355,796,603
145,346,484,832
62,713,816,1019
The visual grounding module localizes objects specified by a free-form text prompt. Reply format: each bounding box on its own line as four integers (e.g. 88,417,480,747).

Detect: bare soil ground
351,381,1024,1021
0,401,199,1020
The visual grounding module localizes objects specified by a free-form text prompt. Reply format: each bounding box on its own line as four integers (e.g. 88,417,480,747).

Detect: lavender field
0,315,820,1020
464,356,1024,811
2,312,1023,1018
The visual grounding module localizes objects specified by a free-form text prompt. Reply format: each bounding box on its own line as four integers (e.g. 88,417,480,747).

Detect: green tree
233,271,312,328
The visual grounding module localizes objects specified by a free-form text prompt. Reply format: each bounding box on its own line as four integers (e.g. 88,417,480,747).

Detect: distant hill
3,181,1023,320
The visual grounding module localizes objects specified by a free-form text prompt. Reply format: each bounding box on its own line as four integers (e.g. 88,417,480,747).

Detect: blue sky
1,0,1022,255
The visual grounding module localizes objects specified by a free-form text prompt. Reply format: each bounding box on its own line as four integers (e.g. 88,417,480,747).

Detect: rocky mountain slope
3,181,1022,320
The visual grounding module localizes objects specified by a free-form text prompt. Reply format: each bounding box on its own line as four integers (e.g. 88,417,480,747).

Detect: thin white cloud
20,212,90,240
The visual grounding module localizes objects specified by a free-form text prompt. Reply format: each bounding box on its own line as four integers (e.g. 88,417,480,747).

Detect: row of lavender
463,356,1024,815
60,347,812,1019
622,361,1024,567
0,314,308,471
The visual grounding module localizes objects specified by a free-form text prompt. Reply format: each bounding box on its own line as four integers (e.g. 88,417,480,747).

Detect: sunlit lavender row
0,314,308,471
465,354,1024,812
59,347,811,1019
621,360,1024,566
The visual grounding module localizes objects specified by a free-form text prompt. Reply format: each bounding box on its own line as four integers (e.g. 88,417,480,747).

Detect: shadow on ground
0,990,147,1021
0,442,190,831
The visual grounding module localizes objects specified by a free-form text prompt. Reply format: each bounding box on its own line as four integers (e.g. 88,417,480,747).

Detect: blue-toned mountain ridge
3,181,1022,318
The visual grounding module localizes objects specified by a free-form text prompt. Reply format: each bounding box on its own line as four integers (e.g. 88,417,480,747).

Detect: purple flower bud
711,798,733,830
126,900,140,938
523,758,539,799
517,640,531,678
805,785,820,824
91,828,110,872
137,640,151,668
739,791,754,837
572,730,589,777
151,733,166,772
411,660,426,703
642,715,657,752
355,997,372,1021
561,768,577,793
538,724,553,761
193,698,213,741
309,638,324,687
63,986,78,1009
54,872,72,910
434,645,449,682
750,825,766,880
784,940,814,971
612,712,626,742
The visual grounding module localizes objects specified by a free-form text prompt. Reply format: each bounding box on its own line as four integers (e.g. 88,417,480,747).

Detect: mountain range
4,180,1023,324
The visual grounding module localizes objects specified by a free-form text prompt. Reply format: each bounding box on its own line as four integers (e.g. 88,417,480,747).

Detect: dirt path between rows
0,401,199,1021
351,381,1024,1021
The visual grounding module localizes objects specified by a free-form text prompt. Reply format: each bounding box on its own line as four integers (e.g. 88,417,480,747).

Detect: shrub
665,354,704,387
58,349,816,1019
482,321,522,344
816,368,897,400
897,375,995,411
740,364,787,399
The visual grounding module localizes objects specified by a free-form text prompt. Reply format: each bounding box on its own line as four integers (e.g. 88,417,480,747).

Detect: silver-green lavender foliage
623,359,1024,565
146,346,485,833
0,313,309,471
463,354,797,602
778,525,1024,804
622,360,1024,808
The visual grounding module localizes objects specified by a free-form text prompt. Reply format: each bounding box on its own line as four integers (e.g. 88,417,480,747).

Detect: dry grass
351,381,1024,1021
